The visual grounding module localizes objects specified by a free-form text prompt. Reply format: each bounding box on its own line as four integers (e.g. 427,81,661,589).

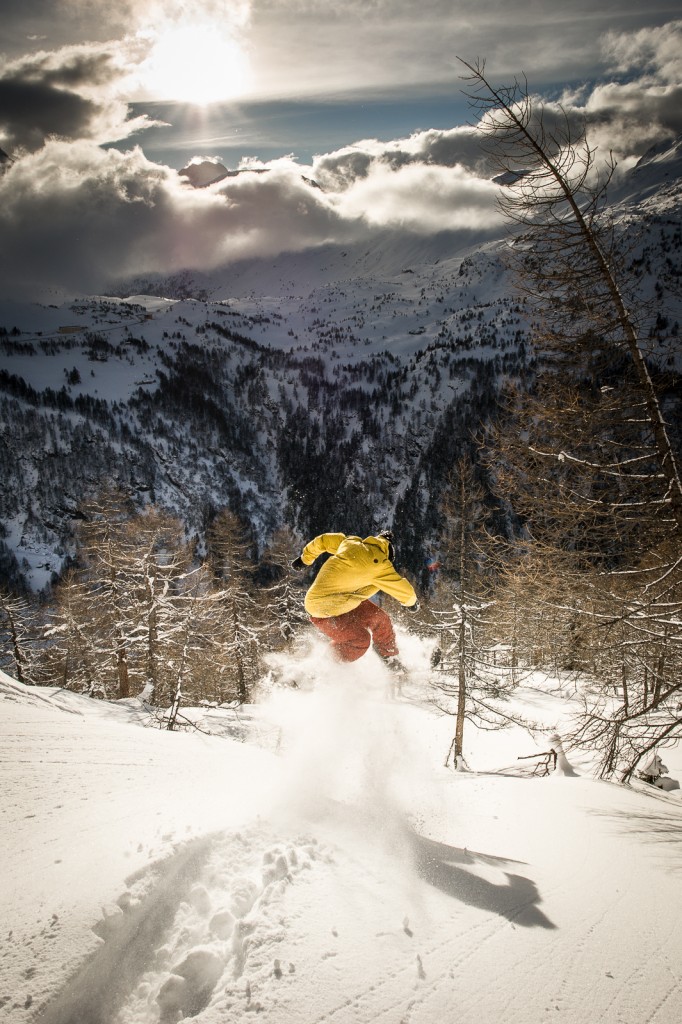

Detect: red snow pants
309,600,399,663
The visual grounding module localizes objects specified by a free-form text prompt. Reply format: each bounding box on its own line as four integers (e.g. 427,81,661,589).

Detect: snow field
1,645,682,1024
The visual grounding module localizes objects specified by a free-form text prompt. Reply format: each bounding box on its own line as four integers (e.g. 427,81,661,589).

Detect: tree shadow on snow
589,803,682,871
410,834,557,929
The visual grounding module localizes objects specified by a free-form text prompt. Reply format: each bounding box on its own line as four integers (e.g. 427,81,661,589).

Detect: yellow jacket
301,533,418,618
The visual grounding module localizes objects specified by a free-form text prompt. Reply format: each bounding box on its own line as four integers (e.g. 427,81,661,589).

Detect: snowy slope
1,644,681,1024
0,248,527,590
1,138,679,589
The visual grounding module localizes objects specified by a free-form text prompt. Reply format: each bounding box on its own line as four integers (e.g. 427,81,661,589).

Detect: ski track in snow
38,825,335,1024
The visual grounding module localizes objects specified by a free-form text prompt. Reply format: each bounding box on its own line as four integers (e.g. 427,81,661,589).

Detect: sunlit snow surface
1,636,681,1024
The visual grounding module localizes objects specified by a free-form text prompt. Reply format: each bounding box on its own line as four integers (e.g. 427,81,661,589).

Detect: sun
139,24,252,105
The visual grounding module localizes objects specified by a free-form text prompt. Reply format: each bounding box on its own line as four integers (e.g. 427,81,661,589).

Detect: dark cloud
0,44,156,154
0,77,101,152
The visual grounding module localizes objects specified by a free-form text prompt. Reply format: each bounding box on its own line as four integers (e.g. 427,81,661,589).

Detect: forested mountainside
0,139,680,594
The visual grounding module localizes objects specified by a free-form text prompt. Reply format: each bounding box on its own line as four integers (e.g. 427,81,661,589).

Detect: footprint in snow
157,948,225,1022
209,909,235,940
229,878,259,918
188,884,212,916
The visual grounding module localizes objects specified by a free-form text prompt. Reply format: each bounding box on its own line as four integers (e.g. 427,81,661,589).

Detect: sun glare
140,24,251,105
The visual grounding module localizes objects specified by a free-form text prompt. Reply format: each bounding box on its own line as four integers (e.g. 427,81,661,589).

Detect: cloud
0,12,679,297
518,20,682,165
308,19,682,194
246,1,682,103
602,19,682,84
312,126,488,190
0,143,361,296
0,41,156,153
332,161,503,233
1,2,251,60
583,82,682,159
464,20,682,171
576,21,682,158
0,133,503,297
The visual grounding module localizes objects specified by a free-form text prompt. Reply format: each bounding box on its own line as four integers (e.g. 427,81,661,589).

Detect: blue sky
120,92,473,168
1,2,681,296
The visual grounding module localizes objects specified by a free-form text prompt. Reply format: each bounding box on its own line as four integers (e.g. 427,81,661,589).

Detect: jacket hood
365,535,391,559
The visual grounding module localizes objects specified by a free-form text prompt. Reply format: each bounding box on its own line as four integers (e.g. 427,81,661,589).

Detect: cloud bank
0,144,364,295
581,21,682,159
0,17,680,297
0,35,503,297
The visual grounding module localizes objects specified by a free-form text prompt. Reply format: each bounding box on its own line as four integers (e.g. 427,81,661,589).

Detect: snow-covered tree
0,589,38,684
126,505,193,706
206,509,261,702
256,526,309,652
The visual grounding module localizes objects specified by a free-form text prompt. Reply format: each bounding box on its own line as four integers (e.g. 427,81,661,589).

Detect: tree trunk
233,603,247,703
167,681,182,730
7,610,25,684
454,473,468,766
146,579,159,705
115,630,130,699
454,626,467,765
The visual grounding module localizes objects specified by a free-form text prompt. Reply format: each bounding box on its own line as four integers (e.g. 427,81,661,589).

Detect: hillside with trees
0,78,681,782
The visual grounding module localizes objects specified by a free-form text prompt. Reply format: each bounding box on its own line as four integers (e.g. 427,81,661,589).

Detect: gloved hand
406,601,420,613
291,556,306,571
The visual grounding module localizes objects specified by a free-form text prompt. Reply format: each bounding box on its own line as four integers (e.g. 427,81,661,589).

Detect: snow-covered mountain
0,140,680,591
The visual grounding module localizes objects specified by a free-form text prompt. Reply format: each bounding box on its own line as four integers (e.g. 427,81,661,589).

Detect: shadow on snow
410,834,557,929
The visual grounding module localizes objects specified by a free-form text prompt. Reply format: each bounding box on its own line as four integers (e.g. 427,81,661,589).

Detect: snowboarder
291,530,419,670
